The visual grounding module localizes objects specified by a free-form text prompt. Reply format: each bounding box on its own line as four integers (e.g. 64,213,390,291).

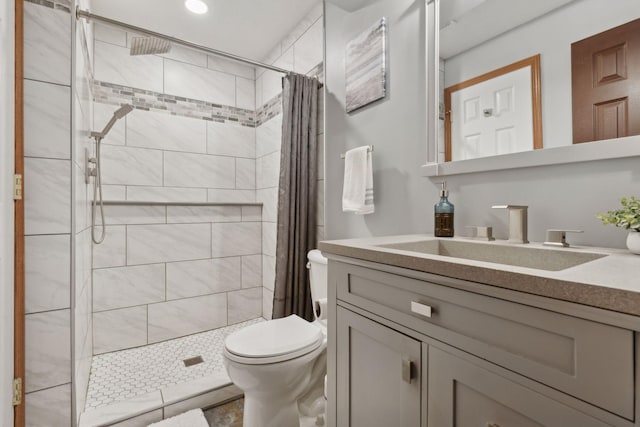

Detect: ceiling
90,0,321,61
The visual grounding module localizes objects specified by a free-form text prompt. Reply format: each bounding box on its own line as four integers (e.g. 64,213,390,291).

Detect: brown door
571,18,640,144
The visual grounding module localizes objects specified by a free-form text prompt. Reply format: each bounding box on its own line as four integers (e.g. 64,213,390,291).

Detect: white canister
627,231,640,255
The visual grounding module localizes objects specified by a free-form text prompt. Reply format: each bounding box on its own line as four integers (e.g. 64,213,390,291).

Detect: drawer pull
411,301,433,318
402,357,414,383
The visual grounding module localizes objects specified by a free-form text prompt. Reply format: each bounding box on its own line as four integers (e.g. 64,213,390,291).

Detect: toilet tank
307,249,328,306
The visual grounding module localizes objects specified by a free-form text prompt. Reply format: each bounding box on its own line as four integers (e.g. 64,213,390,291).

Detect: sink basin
376,239,607,271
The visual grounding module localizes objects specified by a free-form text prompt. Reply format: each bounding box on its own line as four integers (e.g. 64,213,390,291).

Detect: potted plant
597,196,640,254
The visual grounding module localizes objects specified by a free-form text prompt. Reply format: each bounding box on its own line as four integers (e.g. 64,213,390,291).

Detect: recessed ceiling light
185,0,208,14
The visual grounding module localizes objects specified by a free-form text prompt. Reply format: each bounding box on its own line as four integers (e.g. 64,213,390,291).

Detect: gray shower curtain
272,73,319,321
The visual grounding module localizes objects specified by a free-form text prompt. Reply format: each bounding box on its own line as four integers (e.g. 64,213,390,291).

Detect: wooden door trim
14,0,25,424
444,54,543,162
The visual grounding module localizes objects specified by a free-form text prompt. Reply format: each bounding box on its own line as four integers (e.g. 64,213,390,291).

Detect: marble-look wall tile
228,288,262,324
127,186,207,203
161,44,207,68
164,59,236,106
92,225,126,268
93,264,166,311
166,257,241,299
241,206,262,222
207,189,255,204
24,3,71,85
262,222,278,257
235,158,256,190
148,294,227,343
262,287,274,320
93,306,147,354
256,188,278,223
262,255,276,292
26,383,71,427
24,158,71,235
25,234,70,313
94,23,127,47
255,75,264,109
24,79,71,160
263,48,292,102
207,55,255,80
164,152,236,189
256,113,282,157
94,41,163,93
236,77,255,110
104,205,166,225
293,18,324,75
25,309,71,392
317,225,325,242
100,145,163,186
280,3,323,52
317,181,325,226
207,121,255,158
127,110,207,153
94,103,126,146
242,255,262,289
127,223,211,265
103,185,127,200
259,151,281,189
166,205,241,224
212,222,261,257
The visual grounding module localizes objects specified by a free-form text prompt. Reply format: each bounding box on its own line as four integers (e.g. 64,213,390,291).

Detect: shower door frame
13,0,26,424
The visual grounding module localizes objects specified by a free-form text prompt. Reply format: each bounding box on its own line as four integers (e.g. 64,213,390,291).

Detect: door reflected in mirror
437,0,640,163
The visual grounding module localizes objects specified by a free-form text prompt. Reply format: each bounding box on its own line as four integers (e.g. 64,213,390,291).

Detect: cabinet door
336,307,422,427
428,347,611,427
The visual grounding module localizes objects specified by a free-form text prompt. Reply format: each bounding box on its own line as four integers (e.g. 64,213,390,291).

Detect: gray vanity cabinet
328,257,638,427
336,306,422,427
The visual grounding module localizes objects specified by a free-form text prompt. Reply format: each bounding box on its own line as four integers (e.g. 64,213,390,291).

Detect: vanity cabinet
329,258,638,427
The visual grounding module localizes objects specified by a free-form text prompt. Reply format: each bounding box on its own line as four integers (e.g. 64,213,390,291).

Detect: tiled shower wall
22,0,74,425
89,23,265,354
256,4,325,319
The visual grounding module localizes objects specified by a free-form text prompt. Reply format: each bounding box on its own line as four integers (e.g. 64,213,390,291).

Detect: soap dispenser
434,181,454,237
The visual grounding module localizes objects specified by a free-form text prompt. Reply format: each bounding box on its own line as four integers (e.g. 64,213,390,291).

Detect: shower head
130,37,172,56
92,104,134,139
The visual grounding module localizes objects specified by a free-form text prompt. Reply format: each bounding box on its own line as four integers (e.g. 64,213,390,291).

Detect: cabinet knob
402,357,414,384
411,301,433,318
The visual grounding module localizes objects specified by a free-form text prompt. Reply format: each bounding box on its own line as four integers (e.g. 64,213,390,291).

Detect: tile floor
85,318,263,410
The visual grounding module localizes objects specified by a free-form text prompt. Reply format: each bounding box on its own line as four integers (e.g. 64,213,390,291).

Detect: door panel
572,17,640,143
336,307,421,427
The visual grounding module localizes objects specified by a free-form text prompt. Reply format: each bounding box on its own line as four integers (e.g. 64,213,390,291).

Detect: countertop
319,234,640,317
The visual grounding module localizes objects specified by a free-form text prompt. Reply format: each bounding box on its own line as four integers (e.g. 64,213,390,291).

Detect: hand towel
342,146,374,214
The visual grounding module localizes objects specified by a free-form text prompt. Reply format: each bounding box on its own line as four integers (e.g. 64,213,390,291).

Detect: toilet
223,249,328,427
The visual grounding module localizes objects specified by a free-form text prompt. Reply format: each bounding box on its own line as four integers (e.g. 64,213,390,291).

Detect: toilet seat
224,315,324,365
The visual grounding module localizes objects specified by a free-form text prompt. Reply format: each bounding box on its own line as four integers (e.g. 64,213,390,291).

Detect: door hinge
13,174,23,200
12,378,22,406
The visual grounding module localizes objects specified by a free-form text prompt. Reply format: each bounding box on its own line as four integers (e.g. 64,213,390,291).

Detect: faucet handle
465,226,496,241
544,229,584,248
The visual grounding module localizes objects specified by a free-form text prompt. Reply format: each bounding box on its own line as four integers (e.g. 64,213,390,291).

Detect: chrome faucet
492,205,529,244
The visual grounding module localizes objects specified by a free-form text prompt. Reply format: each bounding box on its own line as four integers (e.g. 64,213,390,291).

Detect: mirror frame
422,0,640,177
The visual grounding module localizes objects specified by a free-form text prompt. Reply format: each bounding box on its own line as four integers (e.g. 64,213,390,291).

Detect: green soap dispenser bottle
434,181,454,237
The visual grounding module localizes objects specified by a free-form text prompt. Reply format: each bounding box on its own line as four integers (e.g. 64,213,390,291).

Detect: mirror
431,0,640,169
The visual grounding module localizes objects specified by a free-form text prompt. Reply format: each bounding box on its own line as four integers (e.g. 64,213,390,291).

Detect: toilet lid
225,315,323,359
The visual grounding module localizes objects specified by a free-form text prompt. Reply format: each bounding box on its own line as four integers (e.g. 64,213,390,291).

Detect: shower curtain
272,73,319,321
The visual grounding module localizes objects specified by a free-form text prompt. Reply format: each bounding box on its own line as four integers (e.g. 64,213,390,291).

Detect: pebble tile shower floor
85,318,263,410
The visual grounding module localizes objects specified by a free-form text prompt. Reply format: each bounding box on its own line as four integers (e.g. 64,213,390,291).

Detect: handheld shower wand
88,104,134,244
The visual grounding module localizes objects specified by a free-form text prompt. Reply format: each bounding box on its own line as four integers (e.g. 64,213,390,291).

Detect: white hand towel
342,146,374,215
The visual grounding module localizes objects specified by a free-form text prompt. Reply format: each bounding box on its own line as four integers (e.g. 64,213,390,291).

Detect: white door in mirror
451,66,533,161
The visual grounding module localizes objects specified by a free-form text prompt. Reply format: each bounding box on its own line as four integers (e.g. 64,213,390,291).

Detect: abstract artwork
345,18,387,113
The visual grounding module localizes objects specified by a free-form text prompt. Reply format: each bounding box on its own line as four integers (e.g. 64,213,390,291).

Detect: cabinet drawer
334,261,634,419
428,347,612,427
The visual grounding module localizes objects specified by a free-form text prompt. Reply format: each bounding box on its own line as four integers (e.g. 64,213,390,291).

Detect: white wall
325,0,429,239
444,0,640,149
0,0,15,425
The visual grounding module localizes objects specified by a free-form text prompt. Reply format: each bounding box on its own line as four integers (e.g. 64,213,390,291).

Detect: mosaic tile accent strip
85,318,263,410
25,0,71,13
92,80,257,127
